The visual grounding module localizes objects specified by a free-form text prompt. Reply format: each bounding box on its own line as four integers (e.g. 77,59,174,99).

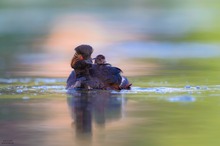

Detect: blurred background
0,0,220,79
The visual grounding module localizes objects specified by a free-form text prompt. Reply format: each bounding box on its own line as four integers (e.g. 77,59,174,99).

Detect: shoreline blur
0,0,220,78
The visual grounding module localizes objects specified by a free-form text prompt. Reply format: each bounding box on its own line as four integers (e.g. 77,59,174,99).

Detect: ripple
0,78,219,95
0,85,218,95
0,78,65,84
167,95,196,102
119,85,212,94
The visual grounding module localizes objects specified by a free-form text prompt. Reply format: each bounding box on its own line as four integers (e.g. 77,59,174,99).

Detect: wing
90,65,122,86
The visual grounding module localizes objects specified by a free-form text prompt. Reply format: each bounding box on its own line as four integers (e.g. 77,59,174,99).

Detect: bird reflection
67,90,125,136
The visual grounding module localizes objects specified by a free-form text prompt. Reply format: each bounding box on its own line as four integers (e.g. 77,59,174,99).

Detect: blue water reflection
167,95,196,102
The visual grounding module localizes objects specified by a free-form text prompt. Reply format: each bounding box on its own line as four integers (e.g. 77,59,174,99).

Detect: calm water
1,1,220,145
1,79,220,146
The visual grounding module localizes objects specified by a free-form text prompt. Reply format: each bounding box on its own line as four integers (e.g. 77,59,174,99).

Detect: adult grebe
66,45,132,90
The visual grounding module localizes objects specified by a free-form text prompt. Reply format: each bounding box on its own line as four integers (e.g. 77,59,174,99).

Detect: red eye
79,56,83,60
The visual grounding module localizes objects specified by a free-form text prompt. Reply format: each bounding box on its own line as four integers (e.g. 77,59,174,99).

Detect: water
1,79,220,146
1,1,220,145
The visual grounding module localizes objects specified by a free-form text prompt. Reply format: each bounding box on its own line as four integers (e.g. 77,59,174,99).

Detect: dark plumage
75,45,93,60
90,64,122,89
66,45,132,90
73,60,92,79
94,54,106,64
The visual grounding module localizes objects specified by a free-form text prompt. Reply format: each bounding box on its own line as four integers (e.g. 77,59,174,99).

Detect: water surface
1,1,220,145
1,79,220,146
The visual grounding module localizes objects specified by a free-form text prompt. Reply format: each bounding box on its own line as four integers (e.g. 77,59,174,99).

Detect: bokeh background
0,0,220,79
